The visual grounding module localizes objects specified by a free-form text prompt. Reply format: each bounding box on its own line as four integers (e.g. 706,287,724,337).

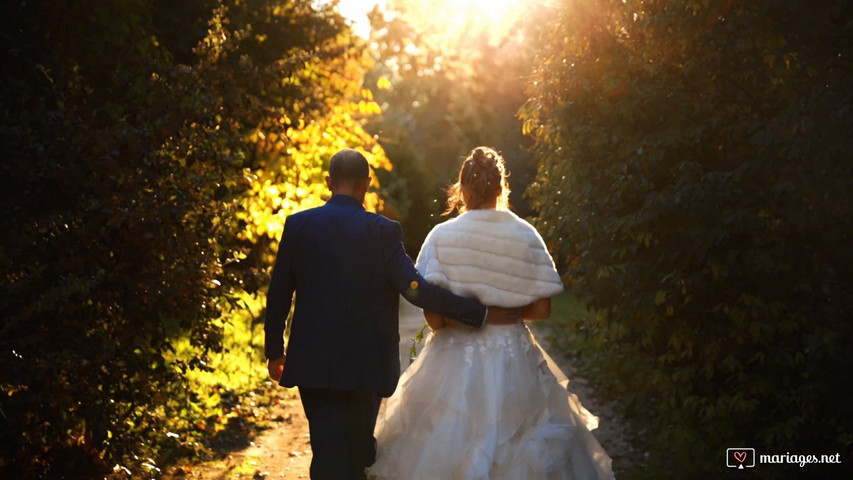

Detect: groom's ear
356,176,371,199
325,175,333,191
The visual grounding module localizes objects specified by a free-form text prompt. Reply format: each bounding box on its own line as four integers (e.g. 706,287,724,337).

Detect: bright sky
335,0,388,37
332,0,523,38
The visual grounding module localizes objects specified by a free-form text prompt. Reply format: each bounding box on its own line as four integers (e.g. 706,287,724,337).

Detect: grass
537,290,593,359
152,291,278,474
550,290,592,322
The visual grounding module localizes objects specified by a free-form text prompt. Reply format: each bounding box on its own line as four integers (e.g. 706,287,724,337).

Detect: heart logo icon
734,451,747,463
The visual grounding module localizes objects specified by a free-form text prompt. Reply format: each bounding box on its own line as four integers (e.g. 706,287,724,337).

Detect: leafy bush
0,1,386,476
364,0,541,253
522,1,853,477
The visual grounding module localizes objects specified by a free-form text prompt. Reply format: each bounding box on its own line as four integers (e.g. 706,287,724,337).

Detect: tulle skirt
367,323,614,480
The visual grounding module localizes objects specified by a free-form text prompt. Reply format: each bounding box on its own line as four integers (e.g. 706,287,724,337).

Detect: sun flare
336,0,525,37
436,0,522,25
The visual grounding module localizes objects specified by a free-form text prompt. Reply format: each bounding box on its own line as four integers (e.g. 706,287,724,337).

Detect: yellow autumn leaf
376,75,392,90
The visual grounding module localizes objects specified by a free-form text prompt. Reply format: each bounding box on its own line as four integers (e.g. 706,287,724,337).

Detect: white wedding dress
367,209,615,480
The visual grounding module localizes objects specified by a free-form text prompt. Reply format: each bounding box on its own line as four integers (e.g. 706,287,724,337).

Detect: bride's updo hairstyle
444,146,510,214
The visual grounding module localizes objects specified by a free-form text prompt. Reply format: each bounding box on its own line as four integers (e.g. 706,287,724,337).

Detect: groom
265,149,508,479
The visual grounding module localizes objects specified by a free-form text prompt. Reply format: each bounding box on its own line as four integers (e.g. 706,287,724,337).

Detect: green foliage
522,1,853,477
0,0,385,477
365,0,540,252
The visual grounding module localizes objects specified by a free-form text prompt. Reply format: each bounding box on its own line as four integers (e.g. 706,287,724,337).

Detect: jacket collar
327,194,365,210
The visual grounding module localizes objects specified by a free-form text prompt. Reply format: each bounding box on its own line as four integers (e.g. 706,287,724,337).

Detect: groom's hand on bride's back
485,306,524,325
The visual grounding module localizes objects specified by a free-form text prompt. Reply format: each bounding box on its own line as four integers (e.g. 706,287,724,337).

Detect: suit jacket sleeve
264,218,298,359
382,221,486,328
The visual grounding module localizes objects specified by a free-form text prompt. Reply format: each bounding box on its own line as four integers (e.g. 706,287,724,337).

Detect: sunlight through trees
1,1,386,476
2,0,850,478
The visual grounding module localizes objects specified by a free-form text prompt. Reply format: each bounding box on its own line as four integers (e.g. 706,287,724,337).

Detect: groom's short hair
329,149,370,187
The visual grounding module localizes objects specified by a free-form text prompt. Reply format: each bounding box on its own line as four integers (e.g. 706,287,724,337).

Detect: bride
367,147,615,479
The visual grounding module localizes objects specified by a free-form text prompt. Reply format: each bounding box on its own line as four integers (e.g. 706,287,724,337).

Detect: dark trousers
298,387,382,480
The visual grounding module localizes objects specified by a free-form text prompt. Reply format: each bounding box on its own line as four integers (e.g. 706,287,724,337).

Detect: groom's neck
331,189,366,204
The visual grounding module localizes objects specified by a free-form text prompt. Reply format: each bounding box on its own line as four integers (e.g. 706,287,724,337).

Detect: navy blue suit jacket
264,194,486,397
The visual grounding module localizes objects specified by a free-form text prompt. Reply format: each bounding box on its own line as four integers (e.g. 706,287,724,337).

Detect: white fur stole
415,209,563,308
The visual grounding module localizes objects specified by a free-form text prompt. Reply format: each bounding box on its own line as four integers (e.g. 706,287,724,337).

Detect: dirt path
162,387,312,479
163,302,425,480
164,303,635,479
527,322,641,477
